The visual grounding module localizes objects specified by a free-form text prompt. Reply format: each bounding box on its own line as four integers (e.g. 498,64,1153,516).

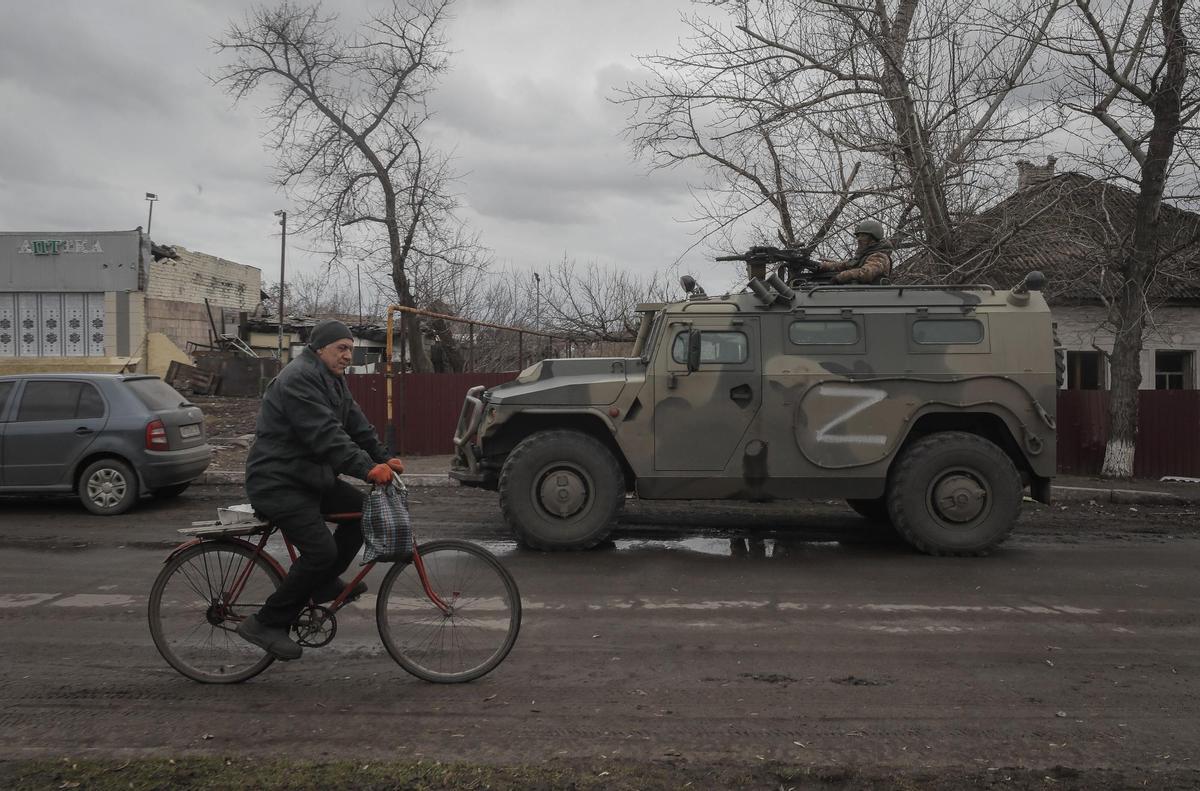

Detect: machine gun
715,246,833,285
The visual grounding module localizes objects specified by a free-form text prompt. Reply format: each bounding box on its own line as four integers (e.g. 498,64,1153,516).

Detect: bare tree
1047,0,1197,478
621,0,1061,269
214,0,482,372
539,258,674,342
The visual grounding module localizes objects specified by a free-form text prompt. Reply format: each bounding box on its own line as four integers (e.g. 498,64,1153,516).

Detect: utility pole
144,193,158,238
274,210,287,360
533,271,541,333
356,262,363,326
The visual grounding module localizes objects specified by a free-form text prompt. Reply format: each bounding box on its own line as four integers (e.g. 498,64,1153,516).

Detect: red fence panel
1055,390,1200,477
346,371,518,456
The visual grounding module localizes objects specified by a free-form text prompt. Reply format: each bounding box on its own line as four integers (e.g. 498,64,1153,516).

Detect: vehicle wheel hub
87,469,126,507
932,473,987,523
537,468,588,519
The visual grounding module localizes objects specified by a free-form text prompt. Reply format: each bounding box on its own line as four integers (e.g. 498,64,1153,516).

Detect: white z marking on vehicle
814,385,888,445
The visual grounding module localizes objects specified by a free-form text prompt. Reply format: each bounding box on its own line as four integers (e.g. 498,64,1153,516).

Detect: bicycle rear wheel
148,541,283,684
376,539,521,683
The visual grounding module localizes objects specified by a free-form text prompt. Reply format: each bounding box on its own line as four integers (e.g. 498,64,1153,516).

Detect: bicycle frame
171,515,454,619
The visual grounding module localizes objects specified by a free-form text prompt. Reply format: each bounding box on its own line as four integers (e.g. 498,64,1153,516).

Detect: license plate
180,424,201,439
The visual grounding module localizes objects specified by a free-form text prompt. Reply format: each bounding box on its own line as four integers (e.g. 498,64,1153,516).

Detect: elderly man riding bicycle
237,319,404,660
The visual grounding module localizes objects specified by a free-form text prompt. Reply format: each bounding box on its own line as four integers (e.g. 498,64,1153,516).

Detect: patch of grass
2,757,1198,791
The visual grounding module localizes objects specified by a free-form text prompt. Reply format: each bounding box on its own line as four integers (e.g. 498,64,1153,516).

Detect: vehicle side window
77,383,106,419
789,320,859,345
16,382,83,422
671,331,748,364
0,381,13,420
912,319,984,345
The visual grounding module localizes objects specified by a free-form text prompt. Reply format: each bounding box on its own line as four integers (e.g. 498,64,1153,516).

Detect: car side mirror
686,329,702,372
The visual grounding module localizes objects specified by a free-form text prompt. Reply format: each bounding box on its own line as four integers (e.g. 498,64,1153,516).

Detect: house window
1066,351,1104,390
1155,350,1193,390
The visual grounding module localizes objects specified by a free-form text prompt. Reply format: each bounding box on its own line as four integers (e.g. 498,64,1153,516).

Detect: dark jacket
245,347,388,512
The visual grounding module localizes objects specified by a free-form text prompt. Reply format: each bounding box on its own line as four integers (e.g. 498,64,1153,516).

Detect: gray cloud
0,0,720,295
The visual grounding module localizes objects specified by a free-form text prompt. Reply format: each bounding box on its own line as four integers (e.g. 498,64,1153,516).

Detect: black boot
236,614,303,661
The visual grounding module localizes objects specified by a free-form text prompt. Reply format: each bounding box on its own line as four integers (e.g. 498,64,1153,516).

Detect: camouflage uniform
817,242,893,284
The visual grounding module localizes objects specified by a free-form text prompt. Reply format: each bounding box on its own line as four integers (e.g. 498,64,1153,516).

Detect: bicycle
148,476,521,685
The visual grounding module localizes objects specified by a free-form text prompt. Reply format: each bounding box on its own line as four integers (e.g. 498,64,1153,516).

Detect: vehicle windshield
640,312,665,364
125,378,190,411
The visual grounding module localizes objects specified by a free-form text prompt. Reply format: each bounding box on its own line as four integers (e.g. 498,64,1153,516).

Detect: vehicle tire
846,497,890,523
886,431,1022,556
499,429,625,550
79,458,140,516
148,541,283,684
151,483,191,499
377,539,521,683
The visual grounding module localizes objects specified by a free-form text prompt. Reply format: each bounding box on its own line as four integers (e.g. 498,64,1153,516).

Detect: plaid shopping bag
360,481,413,564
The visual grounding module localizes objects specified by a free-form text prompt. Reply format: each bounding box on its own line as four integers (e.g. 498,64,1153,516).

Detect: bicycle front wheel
148,541,283,684
376,539,521,683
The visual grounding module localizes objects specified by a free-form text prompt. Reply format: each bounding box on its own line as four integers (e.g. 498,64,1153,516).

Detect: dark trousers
255,479,364,628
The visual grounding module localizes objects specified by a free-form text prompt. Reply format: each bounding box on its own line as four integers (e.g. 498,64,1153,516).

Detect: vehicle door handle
74,427,95,435
729,384,753,405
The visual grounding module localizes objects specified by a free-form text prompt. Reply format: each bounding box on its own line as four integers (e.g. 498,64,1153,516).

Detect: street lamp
144,193,158,238
274,210,287,359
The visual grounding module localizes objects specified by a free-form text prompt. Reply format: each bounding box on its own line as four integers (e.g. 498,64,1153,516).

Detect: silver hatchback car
0,373,212,515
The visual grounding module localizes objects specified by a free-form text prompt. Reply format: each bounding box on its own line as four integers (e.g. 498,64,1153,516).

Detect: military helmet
853,219,886,241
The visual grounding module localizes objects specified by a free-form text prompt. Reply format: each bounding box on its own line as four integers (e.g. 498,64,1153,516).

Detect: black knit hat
307,319,353,351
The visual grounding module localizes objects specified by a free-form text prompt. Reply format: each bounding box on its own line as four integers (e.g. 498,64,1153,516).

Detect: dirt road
1,489,1198,789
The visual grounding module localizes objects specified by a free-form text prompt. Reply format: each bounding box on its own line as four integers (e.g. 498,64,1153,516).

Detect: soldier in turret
816,220,892,284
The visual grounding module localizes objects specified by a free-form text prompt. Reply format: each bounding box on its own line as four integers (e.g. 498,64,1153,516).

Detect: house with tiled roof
903,158,1200,391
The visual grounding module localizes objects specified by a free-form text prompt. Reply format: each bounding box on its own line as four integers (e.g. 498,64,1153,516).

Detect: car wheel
151,483,191,499
79,458,140,516
499,429,625,550
886,431,1022,556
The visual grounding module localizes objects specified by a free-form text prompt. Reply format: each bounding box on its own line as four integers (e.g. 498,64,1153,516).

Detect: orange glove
386,458,406,474
366,463,393,485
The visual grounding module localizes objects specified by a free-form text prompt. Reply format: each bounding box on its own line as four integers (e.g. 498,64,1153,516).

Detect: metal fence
1056,390,1200,478
346,371,518,456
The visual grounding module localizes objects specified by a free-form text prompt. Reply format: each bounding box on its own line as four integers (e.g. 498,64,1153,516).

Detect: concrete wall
144,297,220,357
1053,304,1200,389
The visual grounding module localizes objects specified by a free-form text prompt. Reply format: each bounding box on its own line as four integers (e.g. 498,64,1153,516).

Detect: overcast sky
0,0,745,298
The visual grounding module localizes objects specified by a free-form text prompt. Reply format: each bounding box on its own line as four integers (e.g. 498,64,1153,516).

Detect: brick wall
146,246,261,310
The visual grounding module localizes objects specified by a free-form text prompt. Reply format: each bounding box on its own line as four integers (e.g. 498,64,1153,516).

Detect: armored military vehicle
450,255,1057,556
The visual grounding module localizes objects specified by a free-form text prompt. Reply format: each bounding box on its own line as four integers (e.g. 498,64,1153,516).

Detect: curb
197,471,457,488
1050,484,1200,507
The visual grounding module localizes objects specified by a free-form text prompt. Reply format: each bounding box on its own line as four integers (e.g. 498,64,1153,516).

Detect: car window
0,381,13,420
16,381,83,422
77,383,106,419
789,320,859,345
671,331,748,364
912,319,984,345
124,378,187,410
